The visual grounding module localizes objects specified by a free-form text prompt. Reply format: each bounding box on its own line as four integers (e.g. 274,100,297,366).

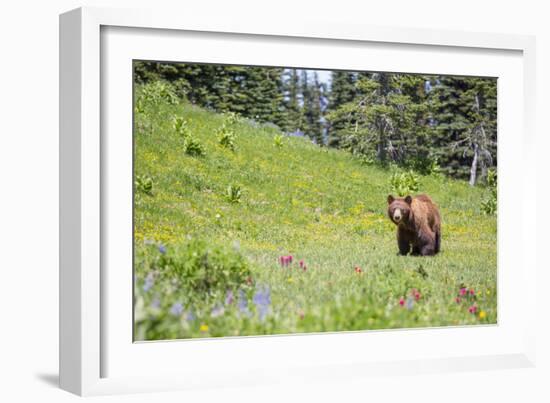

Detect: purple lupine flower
253,285,271,321
406,297,414,311
158,244,167,254
237,290,250,316
150,297,161,309
225,290,234,305
253,285,271,306
211,304,225,318
185,311,196,321
170,302,183,316
143,273,154,292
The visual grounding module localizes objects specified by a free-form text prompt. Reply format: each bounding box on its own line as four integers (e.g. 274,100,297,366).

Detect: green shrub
485,168,497,188
354,152,376,166
273,134,284,148
135,174,153,195
172,115,205,156
135,97,146,115
217,125,237,150
481,169,497,215
427,157,442,176
183,136,206,157
407,155,441,176
389,170,420,196
223,111,240,126
480,190,497,215
225,184,242,203
420,155,442,177
144,239,252,304
173,116,191,138
136,81,178,113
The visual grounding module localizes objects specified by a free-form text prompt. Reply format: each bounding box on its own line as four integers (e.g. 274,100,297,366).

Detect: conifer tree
283,69,303,133
298,71,325,144
326,71,357,146
300,70,313,137
242,67,285,125
309,72,324,145
326,72,433,168
429,76,497,183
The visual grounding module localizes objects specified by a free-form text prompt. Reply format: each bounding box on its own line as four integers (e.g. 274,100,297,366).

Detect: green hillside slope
134,95,497,340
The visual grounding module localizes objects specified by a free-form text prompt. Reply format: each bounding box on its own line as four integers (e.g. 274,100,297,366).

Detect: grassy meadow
133,86,497,341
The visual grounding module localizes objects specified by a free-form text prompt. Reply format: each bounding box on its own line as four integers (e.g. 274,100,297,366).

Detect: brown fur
387,194,441,256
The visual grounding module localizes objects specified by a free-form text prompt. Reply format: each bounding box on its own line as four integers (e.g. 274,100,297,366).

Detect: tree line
134,61,497,185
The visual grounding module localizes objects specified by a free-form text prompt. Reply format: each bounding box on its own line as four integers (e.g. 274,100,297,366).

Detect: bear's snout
393,209,402,222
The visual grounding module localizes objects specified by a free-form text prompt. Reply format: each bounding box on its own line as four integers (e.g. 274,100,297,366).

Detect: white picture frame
59,6,537,396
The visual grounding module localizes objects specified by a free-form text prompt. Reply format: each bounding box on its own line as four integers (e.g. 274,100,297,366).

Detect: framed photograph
60,6,537,396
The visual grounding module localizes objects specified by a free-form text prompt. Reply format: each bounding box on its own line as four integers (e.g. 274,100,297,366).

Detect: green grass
133,93,497,341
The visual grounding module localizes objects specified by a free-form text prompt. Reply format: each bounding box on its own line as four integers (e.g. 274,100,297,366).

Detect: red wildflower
455,297,461,304
468,305,477,314
412,288,421,301
399,297,405,306
354,266,362,274
469,289,475,296
459,287,467,296
279,255,293,267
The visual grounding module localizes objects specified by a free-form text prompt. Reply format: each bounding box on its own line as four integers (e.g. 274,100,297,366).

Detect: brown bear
387,194,441,256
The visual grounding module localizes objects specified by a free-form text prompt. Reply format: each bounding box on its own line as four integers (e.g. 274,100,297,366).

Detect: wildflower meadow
133,71,497,341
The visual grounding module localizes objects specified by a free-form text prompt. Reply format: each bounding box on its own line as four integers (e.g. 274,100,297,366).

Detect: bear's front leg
397,228,411,255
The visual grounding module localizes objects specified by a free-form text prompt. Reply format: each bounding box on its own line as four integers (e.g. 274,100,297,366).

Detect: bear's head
387,195,412,225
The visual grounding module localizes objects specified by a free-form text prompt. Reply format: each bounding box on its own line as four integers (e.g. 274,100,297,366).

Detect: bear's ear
387,195,395,204
404,195,412,205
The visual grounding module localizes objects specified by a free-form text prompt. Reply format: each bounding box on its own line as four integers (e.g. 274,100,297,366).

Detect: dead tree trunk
376,119,387,163
469,142,479,186
469,94,488,187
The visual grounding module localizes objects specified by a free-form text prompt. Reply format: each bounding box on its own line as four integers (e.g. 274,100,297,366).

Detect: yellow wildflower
479,311,487,320
199,324,209,332
287,277,294,284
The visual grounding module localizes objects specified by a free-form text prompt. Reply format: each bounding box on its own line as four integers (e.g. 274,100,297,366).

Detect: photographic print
133,61,497,341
